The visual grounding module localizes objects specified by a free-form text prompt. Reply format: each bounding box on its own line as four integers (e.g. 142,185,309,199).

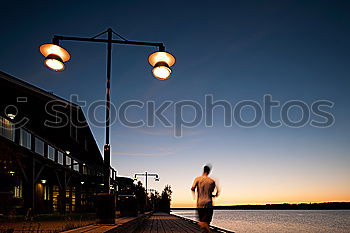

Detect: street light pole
39,28,175,223
40,28,175,194
103,28,112,193
145,171,148,192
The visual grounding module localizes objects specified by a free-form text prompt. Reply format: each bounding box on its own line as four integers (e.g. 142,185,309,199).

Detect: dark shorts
197,208,213,223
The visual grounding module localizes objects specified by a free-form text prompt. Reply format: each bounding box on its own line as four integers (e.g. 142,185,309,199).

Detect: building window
58,151,64,165
14,182,22,198
48,145,55,161
44,185,51,200
19,128,31,149
66,156,71,168
83,165,88,175
0,117,15,141
66,187,76,212
72,159,79,172
53,186,59,212
35,137,45,156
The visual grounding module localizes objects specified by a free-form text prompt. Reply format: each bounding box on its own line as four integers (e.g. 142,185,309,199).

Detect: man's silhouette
191,165,219,232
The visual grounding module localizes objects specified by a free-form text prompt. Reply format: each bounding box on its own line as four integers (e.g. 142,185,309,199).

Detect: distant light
5,105,17,120
81,181,84,184
9,171,15,175
41,179,47,184
39,44,70,71
6,113,16,120
148,51,175,80
100,183,104,186
66,151,70,155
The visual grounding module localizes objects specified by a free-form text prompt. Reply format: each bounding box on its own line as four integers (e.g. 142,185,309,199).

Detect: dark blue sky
1,0,349,206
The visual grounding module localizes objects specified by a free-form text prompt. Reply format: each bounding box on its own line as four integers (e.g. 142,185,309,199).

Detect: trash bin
96,193,116,224
118,194,138,217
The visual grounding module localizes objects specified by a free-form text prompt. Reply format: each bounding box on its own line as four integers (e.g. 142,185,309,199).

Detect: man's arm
191,178,198,192
213,181,220,197
191,178,197,199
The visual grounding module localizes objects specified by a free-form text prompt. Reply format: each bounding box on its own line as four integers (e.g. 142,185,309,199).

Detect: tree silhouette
158,185,172,213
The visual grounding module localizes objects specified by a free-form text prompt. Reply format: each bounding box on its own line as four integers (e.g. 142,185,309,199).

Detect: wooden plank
155,213,201,233
134,213,234,233
157,214,166,233
159,214,174,233
168,216,201,233
139,214,154,233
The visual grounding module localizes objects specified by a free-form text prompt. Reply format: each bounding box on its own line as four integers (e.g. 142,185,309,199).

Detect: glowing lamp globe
40,44,70,71
152,65,171,80
148,51,175,80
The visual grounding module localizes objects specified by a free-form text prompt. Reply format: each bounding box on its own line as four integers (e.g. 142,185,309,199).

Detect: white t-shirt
192,175,216,208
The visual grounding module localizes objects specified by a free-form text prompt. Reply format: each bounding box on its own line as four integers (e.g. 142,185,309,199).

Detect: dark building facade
0,71,118,215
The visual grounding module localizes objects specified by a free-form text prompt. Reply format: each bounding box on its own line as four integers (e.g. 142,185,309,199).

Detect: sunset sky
1,0,349,207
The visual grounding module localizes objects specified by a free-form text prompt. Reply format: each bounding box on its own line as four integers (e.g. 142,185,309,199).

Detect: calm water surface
171,209,350,233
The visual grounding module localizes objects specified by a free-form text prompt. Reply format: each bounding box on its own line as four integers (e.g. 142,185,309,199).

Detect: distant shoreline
172,202,350,210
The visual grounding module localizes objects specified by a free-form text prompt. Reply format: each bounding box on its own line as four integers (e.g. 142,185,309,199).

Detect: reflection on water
172,209,350,233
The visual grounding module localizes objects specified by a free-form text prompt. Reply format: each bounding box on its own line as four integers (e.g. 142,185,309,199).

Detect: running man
191,165,220,232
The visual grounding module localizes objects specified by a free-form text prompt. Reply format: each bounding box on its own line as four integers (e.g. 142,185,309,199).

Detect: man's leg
203,208,214,232
197,208,207,232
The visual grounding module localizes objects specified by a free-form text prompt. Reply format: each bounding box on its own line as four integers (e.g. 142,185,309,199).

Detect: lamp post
39,28,175,223
134,172,160,194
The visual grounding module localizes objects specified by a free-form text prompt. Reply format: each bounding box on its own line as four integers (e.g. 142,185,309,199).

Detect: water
171,209,350,233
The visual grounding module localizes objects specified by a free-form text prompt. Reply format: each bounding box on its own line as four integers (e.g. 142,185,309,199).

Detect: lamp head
148,51,175,80
40,44,70,71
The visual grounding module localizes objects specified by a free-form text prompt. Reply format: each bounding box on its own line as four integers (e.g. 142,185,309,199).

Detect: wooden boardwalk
61,212,234,233
135,213,203,233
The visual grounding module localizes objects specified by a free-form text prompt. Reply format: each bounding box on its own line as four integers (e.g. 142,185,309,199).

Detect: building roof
0,70,103,166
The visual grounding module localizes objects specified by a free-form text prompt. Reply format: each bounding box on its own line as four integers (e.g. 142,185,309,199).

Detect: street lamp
39,44,70,71
39,28,174,190
134,172,160,194
39,28,174,224
148,51,175,79
39,32,175,79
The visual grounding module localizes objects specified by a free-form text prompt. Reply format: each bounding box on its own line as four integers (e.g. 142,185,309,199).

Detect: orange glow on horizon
171,198,350,208
170,183,350,208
